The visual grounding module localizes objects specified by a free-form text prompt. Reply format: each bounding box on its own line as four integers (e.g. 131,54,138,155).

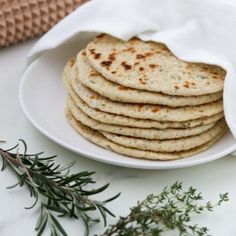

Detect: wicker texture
0,0,87,48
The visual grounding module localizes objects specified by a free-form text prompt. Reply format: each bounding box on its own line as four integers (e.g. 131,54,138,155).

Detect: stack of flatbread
63,34,227,160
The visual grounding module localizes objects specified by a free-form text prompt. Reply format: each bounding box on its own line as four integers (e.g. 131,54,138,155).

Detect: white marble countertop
1,40,236,236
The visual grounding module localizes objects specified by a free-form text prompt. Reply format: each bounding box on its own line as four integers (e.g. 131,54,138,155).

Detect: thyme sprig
101,182,229,236
0,139,120,236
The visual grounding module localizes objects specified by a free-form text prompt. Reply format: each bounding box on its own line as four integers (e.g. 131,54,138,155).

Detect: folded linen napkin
27,0,236,149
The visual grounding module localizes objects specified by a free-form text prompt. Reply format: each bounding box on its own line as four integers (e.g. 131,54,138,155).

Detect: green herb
0,139,120,236
0,140,229,236
199,76,208,80
101,182,229,236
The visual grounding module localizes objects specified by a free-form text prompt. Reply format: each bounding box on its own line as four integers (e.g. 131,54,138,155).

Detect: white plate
19,42,236,169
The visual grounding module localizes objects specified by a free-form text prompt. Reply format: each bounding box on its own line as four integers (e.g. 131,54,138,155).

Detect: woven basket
0,0,87,48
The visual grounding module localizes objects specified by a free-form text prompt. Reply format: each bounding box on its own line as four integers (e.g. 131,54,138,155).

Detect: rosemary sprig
0,139,120,236
101,182,229,236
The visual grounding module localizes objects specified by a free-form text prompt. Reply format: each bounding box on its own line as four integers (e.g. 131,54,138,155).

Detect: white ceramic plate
19,42,236,169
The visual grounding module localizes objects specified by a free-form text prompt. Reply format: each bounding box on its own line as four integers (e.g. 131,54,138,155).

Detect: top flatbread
77,51,222,106
63,58,224,128
86,34,225,96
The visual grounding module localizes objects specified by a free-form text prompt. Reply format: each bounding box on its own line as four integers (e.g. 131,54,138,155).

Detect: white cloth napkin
27,0,236,145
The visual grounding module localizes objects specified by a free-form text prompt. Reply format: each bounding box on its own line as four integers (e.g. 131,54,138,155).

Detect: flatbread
77,51,222,106
100,119,227,152
86,34,225,96
68,96,216,140
72,80,223,122
66,109,226,160
63,59,224,129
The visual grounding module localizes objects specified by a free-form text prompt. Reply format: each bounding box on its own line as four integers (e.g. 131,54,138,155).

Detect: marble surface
1,40,236,236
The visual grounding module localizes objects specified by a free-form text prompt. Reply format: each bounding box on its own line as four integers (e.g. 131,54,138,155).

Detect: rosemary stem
0,149,22,167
